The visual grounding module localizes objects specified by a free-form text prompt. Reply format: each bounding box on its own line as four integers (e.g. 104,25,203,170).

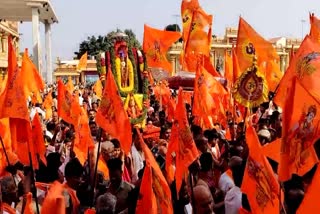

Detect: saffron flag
184,8,212,56
0,118,12,175
77,52,88,71
232,46,242,84
0,36,29,121
23,192,35,214
296,164,320,213
143,25,181,73
279,78,320,181
96,71,132,155
261,138,281,163
31,113,47,166
57,80,82,127
136,128,173,214
264,60,283,92
65,76,75,94
241,126,280,214
181,0,200,44
166,88,199,193
43,90,53,120
193,59,228,129
93,79,103,99
136,163,158,214
236,17,279,79
41,181,66,214
181,0,212,56
21,49,45,102
274,36,320,108
224,50,233,86
309,13,320,43
74,108,95,165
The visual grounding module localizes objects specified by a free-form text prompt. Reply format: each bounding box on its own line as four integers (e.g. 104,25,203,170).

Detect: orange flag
264,60,283,92
143,25,181,73
136,129,173,214
309,13,320,43
296,164,320,213
274,35,320,108
0,118,12,175
57,79,82,127
193,59,228,129
136,163,158,214
21,49,45,102
193,62,215,128
181,0,200,44
43,90,53,120
96,71,132,155
224,50,233,85
31,113,47,166
241,126,280,214
0,36,29,121
0,37,33,168
236,17,279,79
65,76,75,94
93,79,103,99
41,181,66,214
166,88,199,193
77,52,88,71
23,192,34,214
232,46,242,84
74,108,95,165
182,0,212,56
0,73,7,95
279,78,320,181
261,138,281,163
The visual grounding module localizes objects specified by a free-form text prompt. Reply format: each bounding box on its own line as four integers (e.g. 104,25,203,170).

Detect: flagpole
92,127,103,206
27,141,40,214
0,136,10,167
189,173,197,214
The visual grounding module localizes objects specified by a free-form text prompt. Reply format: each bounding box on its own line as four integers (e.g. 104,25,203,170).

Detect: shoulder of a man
121,181,135,191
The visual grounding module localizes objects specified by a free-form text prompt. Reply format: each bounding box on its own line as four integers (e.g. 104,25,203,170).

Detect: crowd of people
0,81,318,214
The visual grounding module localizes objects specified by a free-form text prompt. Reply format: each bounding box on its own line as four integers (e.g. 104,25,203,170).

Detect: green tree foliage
164,24,181,32
74,29,141,59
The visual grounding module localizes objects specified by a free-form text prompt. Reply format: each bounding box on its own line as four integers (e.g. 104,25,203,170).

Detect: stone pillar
170,55,176,75
45,21,52,83
31,7,42,76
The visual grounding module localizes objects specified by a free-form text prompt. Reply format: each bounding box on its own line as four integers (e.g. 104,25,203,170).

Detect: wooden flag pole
92,128,103,206
0,136,10,167
27,145,40,214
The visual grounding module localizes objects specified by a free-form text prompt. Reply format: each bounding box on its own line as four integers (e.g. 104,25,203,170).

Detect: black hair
200,152,213,172
191,125,202,137
107,158,123,171
65,158,84,178
46,122,56,132
111,139,121,148
204,129,219,141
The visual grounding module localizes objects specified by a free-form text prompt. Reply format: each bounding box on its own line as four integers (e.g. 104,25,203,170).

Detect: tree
165,24,181,32
74,29,141,59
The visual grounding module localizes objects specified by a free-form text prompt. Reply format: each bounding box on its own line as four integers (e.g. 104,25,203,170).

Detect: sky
19,0,320,65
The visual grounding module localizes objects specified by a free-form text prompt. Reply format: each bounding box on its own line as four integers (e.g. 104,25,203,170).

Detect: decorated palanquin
167,71,226,91
99,32,150,127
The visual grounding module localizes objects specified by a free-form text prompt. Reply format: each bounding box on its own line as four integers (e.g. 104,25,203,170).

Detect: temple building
55,27,302,83
168,27,302,74
0,21,20,78
54,58,99,84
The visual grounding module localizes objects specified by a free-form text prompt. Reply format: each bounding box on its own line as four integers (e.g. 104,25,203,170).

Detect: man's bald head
193,185,214,214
